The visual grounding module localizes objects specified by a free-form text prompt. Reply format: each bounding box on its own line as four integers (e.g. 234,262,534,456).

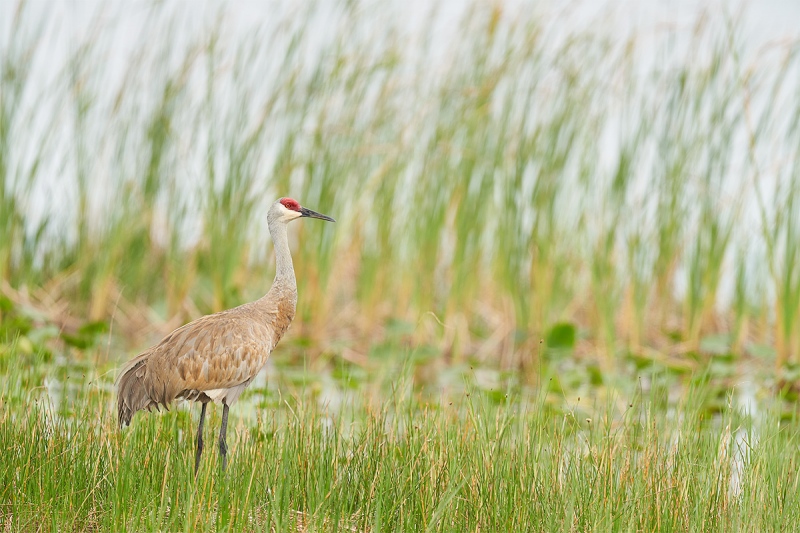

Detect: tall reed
2,0,799,370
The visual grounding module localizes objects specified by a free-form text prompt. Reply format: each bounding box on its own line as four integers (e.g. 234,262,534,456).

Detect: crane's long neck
257,217,297,344
268,219,296,292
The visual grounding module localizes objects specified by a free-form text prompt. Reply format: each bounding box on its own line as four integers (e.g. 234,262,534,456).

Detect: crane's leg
218,403,230,471
195,402,207,475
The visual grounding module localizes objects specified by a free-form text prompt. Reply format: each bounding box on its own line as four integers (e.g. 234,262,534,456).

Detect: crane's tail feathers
116,353,158,427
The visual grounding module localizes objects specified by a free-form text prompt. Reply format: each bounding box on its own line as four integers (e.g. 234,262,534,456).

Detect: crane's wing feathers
152,308,278,392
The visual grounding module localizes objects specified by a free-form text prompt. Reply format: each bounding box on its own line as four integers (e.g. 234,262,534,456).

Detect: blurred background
2,0,800,408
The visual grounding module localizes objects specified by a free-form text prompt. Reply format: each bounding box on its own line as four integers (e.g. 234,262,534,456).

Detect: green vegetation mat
2,345,799,532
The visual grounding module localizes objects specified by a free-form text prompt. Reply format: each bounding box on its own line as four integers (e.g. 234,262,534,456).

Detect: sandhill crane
116,197,334,472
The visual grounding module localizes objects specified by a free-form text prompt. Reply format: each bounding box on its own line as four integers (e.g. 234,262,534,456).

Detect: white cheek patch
279,210,302,222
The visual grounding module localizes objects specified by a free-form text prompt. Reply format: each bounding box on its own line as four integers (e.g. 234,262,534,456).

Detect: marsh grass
1,345,799,532
1,1,799,373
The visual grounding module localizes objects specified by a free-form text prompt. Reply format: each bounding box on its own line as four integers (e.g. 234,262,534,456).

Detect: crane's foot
219,403,230,472
195,402,207,476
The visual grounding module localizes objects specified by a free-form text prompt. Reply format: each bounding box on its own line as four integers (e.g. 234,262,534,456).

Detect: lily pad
546,322,576,350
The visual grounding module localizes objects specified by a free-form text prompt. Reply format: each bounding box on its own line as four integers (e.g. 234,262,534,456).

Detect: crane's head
270,197,336,224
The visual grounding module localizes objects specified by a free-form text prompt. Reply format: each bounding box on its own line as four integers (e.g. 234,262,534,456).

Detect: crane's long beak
300,206,335,222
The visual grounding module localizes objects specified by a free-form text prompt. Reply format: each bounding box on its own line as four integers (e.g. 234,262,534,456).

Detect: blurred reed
1,0,799,371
